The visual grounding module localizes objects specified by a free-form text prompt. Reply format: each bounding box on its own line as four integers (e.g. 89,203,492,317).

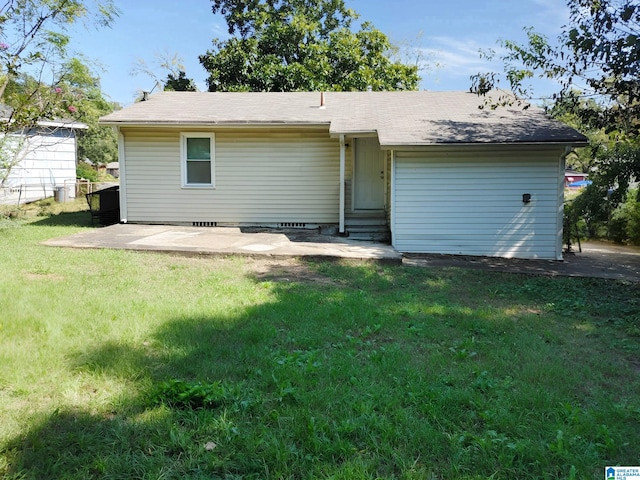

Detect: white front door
354,138,385,210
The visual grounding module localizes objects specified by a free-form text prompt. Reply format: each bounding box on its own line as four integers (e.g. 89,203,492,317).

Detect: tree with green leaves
472,0,640,241
0,0,118,129
0,0,118,184
62,58,118,166
199,0,420,92
164,70,197,92
471,0,639,136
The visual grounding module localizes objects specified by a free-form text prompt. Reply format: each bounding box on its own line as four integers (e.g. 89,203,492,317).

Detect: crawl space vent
279,222,307,228
192,221,217,227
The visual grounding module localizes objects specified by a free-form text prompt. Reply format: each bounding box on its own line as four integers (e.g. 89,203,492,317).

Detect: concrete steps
345,213,390,242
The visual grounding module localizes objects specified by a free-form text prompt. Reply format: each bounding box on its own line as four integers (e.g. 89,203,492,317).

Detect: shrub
76,161,99,182
609,189,640,245
0,205,22,220
563,201,584,250
628,201,640,245
622,190,640,245
570,184,610,238
608,210,628,243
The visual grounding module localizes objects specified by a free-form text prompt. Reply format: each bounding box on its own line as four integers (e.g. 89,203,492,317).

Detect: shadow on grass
2,264,432,478
3,262,640,479
0,265,283,475
28,210,94,228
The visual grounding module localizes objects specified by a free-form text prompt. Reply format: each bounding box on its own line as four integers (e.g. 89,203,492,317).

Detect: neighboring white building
1,118,88,205
100,91,588,260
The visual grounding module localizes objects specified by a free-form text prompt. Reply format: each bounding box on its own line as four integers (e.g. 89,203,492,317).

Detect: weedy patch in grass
150,379,232,410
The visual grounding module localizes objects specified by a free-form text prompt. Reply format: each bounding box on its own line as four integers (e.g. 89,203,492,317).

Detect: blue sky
68,0,570,106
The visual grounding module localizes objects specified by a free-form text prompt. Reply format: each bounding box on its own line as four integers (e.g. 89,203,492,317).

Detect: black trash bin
86,185,120,226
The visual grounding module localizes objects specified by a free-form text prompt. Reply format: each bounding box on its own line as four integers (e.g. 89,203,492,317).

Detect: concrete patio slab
42,223,403,262
42,224,640,282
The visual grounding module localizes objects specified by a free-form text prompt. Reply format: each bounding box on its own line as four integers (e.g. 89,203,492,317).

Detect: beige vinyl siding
122,128,340,224
392,148,564,259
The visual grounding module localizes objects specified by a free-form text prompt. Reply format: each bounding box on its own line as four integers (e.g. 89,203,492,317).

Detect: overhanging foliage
199,0,420,92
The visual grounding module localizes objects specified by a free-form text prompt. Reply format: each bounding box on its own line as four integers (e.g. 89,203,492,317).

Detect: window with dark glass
181,133,214,187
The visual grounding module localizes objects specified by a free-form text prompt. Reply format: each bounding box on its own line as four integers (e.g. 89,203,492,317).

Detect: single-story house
1,105,88,204
100,91,587,260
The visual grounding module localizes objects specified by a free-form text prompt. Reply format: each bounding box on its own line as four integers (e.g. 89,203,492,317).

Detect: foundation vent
193,221,217,227
279,222,307,228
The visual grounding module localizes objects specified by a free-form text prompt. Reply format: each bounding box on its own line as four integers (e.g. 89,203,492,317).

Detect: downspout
73,128,80,197
115,126,127,223
390,149,395,247
339,134,346,233
557,146,572,260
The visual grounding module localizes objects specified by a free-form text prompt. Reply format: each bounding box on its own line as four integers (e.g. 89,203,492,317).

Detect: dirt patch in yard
245,257,338,286
404,241,640,283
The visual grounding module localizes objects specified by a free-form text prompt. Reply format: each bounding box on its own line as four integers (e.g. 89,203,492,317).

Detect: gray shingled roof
100,91,587,147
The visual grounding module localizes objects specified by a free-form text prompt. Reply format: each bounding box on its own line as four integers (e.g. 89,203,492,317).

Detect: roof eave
380,140,590,150
38,119,89,130
329,130,378,138
99,120,332,128
0,118,88,130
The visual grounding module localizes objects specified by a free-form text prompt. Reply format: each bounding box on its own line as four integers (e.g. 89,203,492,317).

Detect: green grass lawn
1,200,639,479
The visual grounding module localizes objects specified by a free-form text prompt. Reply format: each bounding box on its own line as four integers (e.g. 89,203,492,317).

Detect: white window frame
180,132,215,188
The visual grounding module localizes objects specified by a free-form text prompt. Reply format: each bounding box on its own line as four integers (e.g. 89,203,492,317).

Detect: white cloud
419,36,505,77
415,35,561,98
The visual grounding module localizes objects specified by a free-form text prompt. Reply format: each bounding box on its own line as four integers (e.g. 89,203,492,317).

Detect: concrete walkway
43,224,640,282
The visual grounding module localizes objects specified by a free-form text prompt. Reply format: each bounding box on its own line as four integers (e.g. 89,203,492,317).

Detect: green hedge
76,162,100,182
610,189,640,245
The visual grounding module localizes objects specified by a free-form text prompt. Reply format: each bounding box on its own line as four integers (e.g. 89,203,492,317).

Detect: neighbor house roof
100,91,588,148
0,103,88,130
